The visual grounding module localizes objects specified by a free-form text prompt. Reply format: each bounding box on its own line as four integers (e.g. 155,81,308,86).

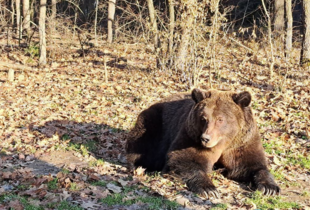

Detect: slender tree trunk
168,0,174,54
73,10,78,37
147,0,159,49
16,0,22,43
285,0,292,58
175,0,195,70
11,0,15,26
50,0,57,34
107,0,116,43
274,0,285,31
95,0,99,46
262,0,274,77
22,0,30,37
301,0,310,67
51,0,57,19
39,0,47,65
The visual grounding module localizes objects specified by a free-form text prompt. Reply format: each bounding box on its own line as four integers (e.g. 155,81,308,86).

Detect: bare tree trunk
175,0,195,70
73,10,78,37
39,0,47,65
301,0,310,67
262,0,274,77
22,0,30,37
51,0,57,19
168,0,174,54
11,0,15,26
285,0,292,58
16,0,22,44
147,0,159,49
94,0,99,46
107,0,116,43
274,0,285,31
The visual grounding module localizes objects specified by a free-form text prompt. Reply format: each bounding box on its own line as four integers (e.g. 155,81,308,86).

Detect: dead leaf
79,200,101,209
134,166,146,177
272,155,282,165
2,172,12,180
93,189,110,199
88,174,100,181
19,153,25,160
8,200,23,210
107,183,122,193
118,178,129,187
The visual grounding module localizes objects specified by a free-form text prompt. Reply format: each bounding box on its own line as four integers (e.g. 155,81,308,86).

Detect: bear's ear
232,91,251,107
192,88,211,103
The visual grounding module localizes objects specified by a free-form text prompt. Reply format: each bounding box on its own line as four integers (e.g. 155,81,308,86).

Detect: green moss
61,134,70,141
84,140,97,152
47,201,83,210
61,168,70,174
246,191,300,209
210,203,228,210
70,182,79,191
100,193,179,209
67,142,81,152
287,155,310,169
263,140,285,155
89,158,105,167
0,194,44,210
270,169,285,182
91,180,107,187
301,191,310,197
47,178,58,190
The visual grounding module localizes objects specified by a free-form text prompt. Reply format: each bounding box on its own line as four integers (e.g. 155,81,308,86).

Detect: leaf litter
0,37,310,209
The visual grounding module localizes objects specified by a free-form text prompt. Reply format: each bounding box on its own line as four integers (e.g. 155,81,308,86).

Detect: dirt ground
1,36,310,209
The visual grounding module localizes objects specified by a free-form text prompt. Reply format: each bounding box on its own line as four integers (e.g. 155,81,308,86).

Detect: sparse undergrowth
1,34,310,210
0,193,83,210
245,191,301,210
100,193,179,209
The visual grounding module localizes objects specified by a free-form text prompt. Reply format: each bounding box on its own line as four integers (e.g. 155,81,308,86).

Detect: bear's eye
217,117,224,123
201,117,208,123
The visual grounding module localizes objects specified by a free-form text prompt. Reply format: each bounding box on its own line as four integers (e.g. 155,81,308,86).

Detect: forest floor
0,35,310,210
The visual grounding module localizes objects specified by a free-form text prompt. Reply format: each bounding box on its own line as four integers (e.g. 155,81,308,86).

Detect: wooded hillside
0,0,309,209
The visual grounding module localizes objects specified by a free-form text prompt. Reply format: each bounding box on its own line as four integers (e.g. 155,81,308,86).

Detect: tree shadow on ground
0,120,185,209
30,120,127,165
27,120,230,209
0,119,247,209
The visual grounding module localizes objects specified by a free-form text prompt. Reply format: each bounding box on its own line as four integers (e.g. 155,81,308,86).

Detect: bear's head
189,88,252,148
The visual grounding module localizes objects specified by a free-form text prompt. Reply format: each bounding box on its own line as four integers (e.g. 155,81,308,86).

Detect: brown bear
126,88,280,198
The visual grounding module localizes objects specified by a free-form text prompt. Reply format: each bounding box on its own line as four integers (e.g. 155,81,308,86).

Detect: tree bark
175,0,195,70
107,0,116,43
11,0,15,26
301,0,310,67
16,0,22,43
285,0,292,58
22,0,30,36
262,0,274,77
274,0,285,31
51,0,57,19
39,0,47,65
147,0,159,49
95,0,99,46
168,0,175,54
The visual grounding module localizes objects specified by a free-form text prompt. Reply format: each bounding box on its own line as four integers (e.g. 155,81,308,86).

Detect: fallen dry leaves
0,35,310,210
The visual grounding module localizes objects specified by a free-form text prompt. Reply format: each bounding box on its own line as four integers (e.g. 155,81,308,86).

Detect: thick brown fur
126,89,280,197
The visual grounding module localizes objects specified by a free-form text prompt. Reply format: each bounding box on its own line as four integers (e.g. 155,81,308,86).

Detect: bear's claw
258,184,281,196
203,189,220,199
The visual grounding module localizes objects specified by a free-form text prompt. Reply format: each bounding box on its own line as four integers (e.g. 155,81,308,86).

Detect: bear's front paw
186,178,219,198
257,183,281,196
254,170,281,196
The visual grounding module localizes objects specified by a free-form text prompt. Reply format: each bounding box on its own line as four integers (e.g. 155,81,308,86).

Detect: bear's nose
201,134,211,143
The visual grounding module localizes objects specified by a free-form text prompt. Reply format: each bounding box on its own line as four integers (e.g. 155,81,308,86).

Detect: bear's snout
201,134,211,143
